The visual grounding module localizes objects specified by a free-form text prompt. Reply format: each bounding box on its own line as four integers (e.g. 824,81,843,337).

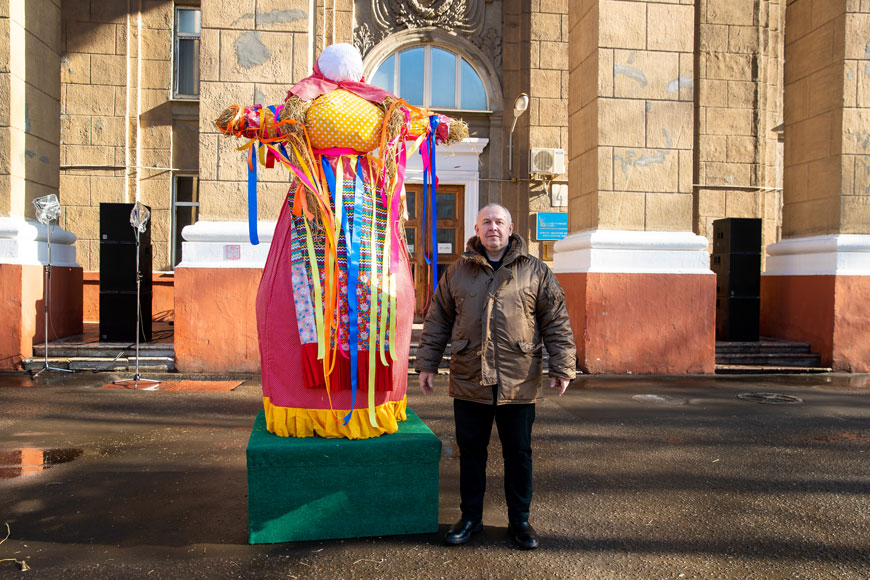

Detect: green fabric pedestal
246,409,442,544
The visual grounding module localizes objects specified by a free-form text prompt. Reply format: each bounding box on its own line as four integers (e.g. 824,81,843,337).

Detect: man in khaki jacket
416,203,576,550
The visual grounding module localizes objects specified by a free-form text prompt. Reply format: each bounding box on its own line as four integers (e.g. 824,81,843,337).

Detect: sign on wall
536,212,568,240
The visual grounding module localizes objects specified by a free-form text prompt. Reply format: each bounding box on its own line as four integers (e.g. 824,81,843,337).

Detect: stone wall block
806,64,845,116
707,0,756,26
699,134,727,162
252,0,310,32
699,79,729,107
678,149,693,194
141,27,171,61
700,24,729,52
697,188,726,216
782,198,840,236
645,193,693,231
61,52,90,85
784,76,809,121
707,52,753,81
91,54,126,86
613,50,680,100
648,4,694,52
60,114,91,146
599,146,614,191
90,176,126,204
705,107,753,136
530,125,562,149
785,22,835,82
90,116,124,146
532,12,564,42
568,193,598,232
612,147,679,193
199,134,219,181
67,22,116,54
728,80,757,108
292,33,310,83
580,148,597,195
705,161,751,187
599,98,645,147
24,87,61,142
597,190,645,230
141,59,170,90
725,190,760,217
198,179,247,220
64,144,114,167
727,135,758,163
139,178,172,211
199,81,255,132
59,174,91,206
600,0,646,50
219,30,294,83
813,0,846,28
840,195,870,232
530,68,563,98
646,101,693,149
142,0,173,29
65,84,114,116
540,41,569,70
729,25,761,54
64,204,99,239
598,50,613,99
578,6,599,61
842,109,870,154
203,0,255,29
539,98,568,126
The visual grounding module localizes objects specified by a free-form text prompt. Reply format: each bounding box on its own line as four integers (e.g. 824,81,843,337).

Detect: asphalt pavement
0,371,868,579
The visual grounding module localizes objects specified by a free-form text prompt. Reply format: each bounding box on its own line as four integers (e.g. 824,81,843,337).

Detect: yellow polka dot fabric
306,89,385,152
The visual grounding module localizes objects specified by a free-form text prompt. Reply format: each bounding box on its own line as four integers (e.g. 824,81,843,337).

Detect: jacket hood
464,233,527,267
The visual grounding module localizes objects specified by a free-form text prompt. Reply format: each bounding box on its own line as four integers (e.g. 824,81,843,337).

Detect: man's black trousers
453,396,536,525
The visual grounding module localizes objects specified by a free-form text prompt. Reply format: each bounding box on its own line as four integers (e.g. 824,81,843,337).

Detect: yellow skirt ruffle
263,396,407,439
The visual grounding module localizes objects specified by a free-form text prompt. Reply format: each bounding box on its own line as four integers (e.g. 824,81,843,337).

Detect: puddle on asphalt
0,448,83,479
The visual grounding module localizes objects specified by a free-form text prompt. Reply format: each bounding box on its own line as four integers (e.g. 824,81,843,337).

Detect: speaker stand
32,222,74,378
113,226,160,391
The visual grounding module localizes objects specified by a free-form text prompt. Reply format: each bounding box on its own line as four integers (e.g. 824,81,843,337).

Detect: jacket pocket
451,338,470,354
515,341,543,354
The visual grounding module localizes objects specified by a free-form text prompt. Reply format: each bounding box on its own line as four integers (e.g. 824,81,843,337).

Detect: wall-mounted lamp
508,93,529,179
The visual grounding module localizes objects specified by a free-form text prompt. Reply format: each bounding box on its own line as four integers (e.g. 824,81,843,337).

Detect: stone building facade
1,0,868,373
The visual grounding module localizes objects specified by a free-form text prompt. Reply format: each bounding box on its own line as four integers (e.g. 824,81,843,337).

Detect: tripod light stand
112,202,160,390
32,194,73,377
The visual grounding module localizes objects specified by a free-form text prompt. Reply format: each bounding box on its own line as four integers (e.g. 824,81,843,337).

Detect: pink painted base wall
174,267,261,374
556,272,716,374
762,275,870,372
0,264,83,370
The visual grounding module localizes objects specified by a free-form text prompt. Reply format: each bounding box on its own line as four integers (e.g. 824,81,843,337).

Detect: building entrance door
403,184,465,316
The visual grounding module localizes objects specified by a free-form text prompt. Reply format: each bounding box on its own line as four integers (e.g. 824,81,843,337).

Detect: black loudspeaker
716,296,760,342
100,203,151,245
99,291,153,343
711,252,761,297
712,217,761,254
99,242,152,293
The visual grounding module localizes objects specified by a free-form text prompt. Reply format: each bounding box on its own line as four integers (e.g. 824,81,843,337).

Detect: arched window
369,46,488,112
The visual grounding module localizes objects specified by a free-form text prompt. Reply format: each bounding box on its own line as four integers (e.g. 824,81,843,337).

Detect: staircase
715,338,829,373
23,323,175,373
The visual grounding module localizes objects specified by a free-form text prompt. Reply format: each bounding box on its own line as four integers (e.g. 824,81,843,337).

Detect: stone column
558,0,714,374
762,0,870,371
0,0,81,369
176,0,310,373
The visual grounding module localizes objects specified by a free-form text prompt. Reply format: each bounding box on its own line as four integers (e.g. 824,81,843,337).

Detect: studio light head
129,201,150,233
33,194,61,225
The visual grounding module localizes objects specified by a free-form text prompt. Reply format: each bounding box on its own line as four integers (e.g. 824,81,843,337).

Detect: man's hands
549,376,570,396
419,371,435,395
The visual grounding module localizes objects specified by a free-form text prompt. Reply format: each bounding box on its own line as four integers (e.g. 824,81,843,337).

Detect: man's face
474,206,514,254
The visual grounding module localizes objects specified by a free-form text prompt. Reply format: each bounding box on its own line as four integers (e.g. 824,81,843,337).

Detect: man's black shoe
444,518,483,545
507,521,539,550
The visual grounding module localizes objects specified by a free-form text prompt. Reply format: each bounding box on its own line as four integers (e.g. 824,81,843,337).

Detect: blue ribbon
343,158,366,425
247,144,260,245
427,116,440,291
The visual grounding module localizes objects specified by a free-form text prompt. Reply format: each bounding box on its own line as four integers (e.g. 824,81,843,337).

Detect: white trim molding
553,229,712,274
764,234,870,276
178,220,275,268
0,217,79,267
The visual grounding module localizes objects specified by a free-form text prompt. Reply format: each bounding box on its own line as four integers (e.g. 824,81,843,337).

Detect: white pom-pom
317,43,364,83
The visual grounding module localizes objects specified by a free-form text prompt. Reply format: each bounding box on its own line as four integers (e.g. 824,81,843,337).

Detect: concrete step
715,364,832,374
714,352,822,367
715,340,813,355
23,356,175,373
33,344,174,359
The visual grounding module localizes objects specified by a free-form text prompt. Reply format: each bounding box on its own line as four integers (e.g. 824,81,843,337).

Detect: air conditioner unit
529,148,566,175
